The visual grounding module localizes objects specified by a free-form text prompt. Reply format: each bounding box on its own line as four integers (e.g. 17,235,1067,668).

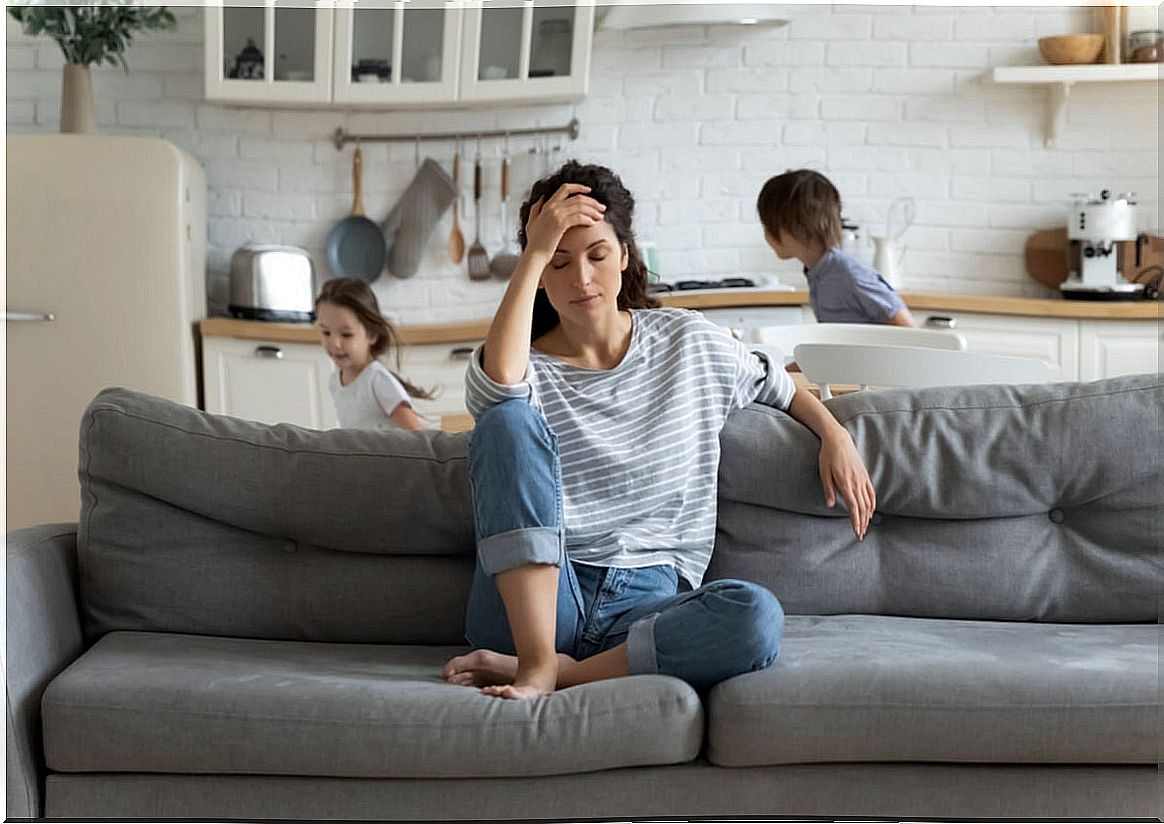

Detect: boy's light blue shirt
805,246,905,324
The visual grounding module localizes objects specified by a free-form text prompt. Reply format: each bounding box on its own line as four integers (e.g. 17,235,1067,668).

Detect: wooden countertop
202,292,1158,346
665,289,1160,319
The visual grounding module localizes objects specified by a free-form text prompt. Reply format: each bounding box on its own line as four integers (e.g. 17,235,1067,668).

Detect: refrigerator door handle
6,311,56,322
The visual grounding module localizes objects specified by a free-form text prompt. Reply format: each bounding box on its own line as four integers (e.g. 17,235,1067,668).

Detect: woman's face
539,218,629,324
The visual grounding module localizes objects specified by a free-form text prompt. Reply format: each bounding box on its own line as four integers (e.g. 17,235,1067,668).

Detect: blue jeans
464,400,784,692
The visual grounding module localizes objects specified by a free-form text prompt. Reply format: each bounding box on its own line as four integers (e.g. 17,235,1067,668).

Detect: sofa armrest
6,524,84,820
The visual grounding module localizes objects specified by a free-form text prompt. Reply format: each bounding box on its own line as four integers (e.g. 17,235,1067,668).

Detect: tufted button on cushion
1049,509,1065,524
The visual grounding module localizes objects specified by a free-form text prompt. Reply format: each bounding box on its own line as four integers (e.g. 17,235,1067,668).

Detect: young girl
315,277,430,431
442,162,876,700
758,169,914,327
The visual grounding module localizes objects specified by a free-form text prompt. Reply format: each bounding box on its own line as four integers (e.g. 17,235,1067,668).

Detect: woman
443,162,875,700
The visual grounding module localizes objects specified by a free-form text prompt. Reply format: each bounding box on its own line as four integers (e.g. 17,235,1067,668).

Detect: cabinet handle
6,311,55,322
450,346,474,361
923,315,956,330
254,345,284,360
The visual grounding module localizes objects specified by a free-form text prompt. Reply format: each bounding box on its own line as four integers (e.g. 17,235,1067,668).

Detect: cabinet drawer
918,311,1078,381
399,341,481,417
203,337,336,429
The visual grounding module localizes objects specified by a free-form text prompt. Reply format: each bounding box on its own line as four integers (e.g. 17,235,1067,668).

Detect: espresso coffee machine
1060,189,1144,300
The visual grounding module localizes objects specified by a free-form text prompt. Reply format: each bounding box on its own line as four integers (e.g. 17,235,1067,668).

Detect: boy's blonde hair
757,169,843,251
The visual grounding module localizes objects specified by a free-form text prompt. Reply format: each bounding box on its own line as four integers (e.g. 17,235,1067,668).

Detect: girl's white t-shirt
328,360,411,429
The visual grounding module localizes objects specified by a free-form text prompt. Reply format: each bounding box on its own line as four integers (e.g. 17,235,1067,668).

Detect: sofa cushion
42,632,703,778
707,615,1159,766
78,388,477,644
711,374,1164,621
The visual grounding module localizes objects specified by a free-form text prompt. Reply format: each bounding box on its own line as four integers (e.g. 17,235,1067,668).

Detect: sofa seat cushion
708,615,1158,767
42,632,703,778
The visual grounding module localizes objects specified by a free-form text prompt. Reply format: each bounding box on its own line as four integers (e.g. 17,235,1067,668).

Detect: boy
757,169,914,326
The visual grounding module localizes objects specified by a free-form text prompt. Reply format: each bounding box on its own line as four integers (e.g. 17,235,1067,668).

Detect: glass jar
1128,29,1162,63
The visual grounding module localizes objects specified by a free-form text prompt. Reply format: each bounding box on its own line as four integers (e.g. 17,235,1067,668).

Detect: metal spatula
467,146,490,281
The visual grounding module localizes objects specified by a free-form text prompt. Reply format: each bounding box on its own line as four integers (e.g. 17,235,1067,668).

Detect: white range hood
599,1,789,30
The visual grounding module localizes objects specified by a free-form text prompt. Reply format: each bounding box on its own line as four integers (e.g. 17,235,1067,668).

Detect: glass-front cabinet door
460,0,593,103
205,0,334,103
333,1,462,104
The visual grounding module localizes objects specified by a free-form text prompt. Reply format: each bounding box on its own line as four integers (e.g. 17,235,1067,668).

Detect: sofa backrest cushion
708,373,1162,622
78,388,475,644
78,375,1161,643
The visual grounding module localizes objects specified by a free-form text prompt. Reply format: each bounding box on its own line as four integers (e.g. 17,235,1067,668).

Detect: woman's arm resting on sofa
786,389,876,540
6,523,85,819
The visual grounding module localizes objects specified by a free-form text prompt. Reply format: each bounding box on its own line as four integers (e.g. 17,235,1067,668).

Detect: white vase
60,64,97,134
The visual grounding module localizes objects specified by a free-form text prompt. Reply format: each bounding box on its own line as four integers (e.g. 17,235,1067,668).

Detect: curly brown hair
517,161,659,342
756,169,843,251
314,277,434,400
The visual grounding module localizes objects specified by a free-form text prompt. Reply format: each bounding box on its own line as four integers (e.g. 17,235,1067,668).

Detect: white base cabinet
202,335,481,429
911,311,1158,381
917,311,1079,381
1078,320,1161,380
203,337,337,429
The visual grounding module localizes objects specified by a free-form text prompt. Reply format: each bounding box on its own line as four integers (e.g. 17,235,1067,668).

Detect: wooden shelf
992,63,1159,84
991,63,1159,147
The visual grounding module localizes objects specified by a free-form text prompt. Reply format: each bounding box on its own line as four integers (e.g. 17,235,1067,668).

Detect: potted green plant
8,3,176,133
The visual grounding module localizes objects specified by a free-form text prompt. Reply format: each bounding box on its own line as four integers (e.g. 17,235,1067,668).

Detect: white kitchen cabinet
204,337,337,428
916,310,1079,381
205,0,592,108
332,2,462,105
399,340,481,420
459,0,594,104
1078,320,1160,380
205,1,334,104
202,336,478,429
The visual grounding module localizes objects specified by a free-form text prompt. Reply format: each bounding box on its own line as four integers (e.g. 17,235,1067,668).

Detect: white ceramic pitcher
871,235,907,289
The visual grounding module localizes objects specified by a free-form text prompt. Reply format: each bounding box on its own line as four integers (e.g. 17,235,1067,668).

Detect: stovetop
648,277,756,294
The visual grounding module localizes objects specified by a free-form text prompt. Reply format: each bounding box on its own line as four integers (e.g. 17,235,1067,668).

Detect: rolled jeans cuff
626,613,660,675
477,526,563,576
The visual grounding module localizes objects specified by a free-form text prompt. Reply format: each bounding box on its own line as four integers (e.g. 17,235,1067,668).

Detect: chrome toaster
228,244,316,322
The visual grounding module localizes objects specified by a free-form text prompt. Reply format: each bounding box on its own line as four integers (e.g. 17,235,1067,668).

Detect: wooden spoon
448,150,465,264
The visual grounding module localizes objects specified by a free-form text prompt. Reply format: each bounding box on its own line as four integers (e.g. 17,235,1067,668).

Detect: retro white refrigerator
6,134,206,530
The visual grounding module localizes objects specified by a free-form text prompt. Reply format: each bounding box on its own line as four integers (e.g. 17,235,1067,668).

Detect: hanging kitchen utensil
325,144,386,282
466,139,491,281
490,135,520,279
382,158,457,279
448,144,465,264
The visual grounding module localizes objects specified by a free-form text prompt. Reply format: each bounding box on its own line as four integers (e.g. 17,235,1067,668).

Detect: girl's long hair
517,161,659,342
314,277,435,400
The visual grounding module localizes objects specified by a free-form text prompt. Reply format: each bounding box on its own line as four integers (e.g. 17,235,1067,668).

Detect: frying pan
325,145,386,281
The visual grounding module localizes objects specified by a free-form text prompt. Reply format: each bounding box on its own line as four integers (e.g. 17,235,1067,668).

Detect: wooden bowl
1037,34,1104,65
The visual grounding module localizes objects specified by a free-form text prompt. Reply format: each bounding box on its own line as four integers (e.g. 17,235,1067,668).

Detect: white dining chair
793,342,1054,400
752,323,966,365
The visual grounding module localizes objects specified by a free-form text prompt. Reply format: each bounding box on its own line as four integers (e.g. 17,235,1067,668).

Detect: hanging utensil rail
332,118,581,150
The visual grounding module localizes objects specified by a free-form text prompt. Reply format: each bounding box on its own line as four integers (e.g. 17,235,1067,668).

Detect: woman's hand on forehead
525,183,607,258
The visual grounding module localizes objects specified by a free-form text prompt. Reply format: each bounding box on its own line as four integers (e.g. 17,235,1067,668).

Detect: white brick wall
7,4,1160,322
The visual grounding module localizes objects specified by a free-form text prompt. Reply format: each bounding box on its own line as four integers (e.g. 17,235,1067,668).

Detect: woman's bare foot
480,659,558,700
442,649,518,687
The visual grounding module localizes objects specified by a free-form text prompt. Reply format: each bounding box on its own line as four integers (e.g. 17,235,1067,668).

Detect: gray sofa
8,375,1161,820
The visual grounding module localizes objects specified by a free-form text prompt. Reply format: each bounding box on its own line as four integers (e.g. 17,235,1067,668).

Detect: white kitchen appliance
1061,189,1144,300
7,134,206,529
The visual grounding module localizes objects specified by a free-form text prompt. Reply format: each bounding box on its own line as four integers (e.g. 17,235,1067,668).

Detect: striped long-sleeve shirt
465,307,796,588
